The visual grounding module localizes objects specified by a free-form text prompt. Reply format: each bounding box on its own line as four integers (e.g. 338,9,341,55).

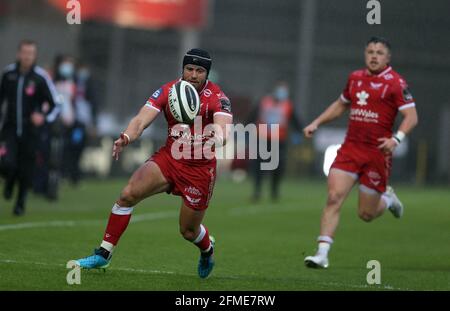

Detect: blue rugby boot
198,236,215,279
75,248,111,271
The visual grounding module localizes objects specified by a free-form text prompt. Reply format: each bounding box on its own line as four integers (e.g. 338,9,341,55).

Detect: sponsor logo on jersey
370,82,383,90
356,90,369,106
185,195,201,204
350,108,379,123
402,87,413,101
184,186,202,196
219,97,231,113
169,127,204,145
151,88,162,100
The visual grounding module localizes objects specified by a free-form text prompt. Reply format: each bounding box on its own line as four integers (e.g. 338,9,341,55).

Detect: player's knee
180,227,196,241
358,210,375,222
118,186,139,206
327,191,344,208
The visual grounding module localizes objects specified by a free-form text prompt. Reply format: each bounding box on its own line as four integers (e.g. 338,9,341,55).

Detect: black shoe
13,204,25,216
3,182,14,200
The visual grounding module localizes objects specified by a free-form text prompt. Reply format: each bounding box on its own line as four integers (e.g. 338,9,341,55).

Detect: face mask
274,87,289,101
59,62,74,78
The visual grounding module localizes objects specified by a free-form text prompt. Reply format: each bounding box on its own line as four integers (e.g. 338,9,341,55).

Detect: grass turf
0,178,449,290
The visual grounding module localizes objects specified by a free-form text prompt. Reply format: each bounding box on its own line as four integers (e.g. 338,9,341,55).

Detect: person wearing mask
248,81,302,202
0,40,59,215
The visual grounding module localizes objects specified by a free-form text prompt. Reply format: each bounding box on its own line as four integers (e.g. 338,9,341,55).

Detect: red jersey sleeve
392,77,415,110
145,85,168,112
212,90,233,117
340,74,352,104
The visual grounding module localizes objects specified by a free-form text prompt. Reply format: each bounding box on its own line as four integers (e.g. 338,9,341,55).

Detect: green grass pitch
0,178,448,290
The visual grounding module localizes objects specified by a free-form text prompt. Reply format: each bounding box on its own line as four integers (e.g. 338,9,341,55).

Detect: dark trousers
0,129,37,211
252,140,287,201
62,122,86,184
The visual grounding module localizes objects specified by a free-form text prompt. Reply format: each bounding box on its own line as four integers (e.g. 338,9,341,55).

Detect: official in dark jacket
0,40,59,215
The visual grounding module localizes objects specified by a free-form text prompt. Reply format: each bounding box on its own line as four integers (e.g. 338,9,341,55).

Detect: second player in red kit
302,37,418,268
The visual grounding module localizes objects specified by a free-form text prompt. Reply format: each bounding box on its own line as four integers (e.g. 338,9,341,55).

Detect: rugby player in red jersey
74,49,233,278
302,37,418,268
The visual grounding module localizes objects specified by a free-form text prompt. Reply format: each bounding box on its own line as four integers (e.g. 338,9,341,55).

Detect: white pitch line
0,259,176,275
0,210,178,231
229,204,301,216
0,259,411,290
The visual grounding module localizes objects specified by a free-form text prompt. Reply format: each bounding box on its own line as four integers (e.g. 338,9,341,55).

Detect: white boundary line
0,259,412,290
0,259,176,275
0,210,179,231
229,205,301,216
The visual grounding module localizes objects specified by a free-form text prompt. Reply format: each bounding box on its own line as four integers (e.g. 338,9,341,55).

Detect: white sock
100,240,115,254
317,242,330,257
381,193,393,209
316,235,333,257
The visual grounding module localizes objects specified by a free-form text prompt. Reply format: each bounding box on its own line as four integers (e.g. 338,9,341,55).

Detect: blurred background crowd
0,0,448,205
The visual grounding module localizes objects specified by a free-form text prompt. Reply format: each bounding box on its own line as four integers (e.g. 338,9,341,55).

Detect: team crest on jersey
383,73,394,80
151,88,162,100
357,80,363,87
370,82,383,90
25,81,36,96
356,90,369,106
203,89,212,97
368,171,381,186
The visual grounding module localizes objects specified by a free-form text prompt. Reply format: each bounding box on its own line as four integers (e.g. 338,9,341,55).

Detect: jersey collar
376,66,392,77
365,66,392,78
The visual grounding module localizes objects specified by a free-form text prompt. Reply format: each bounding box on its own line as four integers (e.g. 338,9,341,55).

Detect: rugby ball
168,81,200,124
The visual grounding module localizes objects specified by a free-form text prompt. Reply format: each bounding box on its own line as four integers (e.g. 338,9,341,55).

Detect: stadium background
0,0,449,292
0,0,449,184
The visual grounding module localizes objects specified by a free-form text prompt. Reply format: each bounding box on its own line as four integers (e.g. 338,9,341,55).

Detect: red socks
102,203,134,246
193,224,212,252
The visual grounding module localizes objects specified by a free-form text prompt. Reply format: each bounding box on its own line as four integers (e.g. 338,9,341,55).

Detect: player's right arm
112,105,160,160
303,96,349,138
113,85,168,160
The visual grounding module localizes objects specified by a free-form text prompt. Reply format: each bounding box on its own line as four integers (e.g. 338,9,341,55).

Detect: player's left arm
378,80,419,153
206,93,233,147
212,113,233,147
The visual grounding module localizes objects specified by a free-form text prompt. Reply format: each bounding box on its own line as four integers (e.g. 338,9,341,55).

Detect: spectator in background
54,54,84,185
0,40,59,215
33,54,77,199
247,81,303,202
69,62,97,183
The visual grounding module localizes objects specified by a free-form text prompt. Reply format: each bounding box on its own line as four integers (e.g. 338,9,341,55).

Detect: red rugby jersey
340,66,415,146
145,79,232,165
